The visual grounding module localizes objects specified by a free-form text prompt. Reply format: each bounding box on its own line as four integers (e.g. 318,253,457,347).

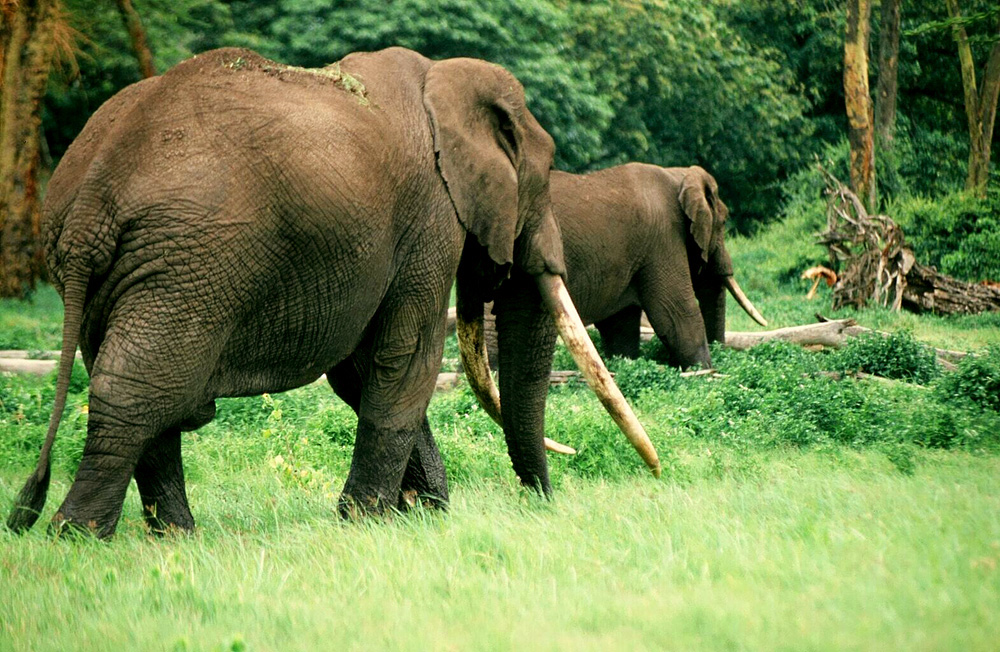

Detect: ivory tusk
725,276,767,327
456,302,579,455
455,307,503,426
537,274,661,477
545,438,577,455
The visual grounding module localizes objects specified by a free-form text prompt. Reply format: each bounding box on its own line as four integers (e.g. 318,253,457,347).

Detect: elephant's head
680,166,766,343
423,59,660,484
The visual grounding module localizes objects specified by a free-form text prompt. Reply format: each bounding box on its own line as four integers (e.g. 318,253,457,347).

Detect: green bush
934,347,1000,413
831,331,939,384
604,357,681,402
892,186,1000,283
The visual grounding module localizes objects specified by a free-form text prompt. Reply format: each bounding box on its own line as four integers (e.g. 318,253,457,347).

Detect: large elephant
7,47,657,538
462,164,765,447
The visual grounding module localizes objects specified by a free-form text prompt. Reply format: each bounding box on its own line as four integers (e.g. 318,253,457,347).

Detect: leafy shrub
831,331,938,384
604,357,681,402
934,347,1000,413
892,186,1000,282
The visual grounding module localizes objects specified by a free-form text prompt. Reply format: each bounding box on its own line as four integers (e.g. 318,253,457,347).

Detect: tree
114,0,156,78
844,0,877,212
944,0,1000,197
0,0,63,297
875,0,901,146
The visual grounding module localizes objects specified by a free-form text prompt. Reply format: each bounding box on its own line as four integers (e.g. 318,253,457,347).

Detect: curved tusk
725,276,767,327
544,437,577,455
537,274,661,477
455,306,503,426
457,302,579,455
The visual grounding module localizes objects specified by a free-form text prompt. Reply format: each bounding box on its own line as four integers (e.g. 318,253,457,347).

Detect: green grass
3,208,1000,649
2,451,998,650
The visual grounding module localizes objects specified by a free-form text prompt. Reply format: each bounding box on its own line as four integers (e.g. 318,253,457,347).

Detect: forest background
1,0,999,297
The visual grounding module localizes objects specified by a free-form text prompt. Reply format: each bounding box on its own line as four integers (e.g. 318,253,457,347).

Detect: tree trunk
0,0,59,298
844,0,877,212
945,0,1000,198
115,0,156,79
874,0,901,146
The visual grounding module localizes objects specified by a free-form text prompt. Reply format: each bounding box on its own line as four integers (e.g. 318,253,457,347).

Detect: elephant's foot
399,418,449,511
51,439,141,539
134,429,195,535
338,417,418,519
49,494,126,540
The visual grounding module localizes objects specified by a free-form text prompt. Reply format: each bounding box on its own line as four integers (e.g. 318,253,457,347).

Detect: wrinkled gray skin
553,164,737,367
7,46,573,538
488,164,740,376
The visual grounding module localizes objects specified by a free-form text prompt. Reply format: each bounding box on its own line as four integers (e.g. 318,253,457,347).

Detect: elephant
7,47,658,539
460,164,766,442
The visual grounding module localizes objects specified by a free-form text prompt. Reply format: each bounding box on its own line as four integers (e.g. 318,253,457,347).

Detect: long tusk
456,303,577,455
537,274,661,477
725,276,767,327
455,306,503,426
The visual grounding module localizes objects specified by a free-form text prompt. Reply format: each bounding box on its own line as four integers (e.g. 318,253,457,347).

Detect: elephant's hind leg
133,427,194,535
595,305,643,359
51,379,158,538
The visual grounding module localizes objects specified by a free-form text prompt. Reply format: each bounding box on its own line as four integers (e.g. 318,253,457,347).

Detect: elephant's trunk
456,304,577,455
724,276,767,327
536,274,661,476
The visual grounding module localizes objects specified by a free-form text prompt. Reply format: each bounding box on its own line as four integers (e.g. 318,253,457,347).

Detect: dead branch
817,165,1000,315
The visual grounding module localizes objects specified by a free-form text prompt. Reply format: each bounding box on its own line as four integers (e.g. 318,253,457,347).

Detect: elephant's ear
679,166,727,263
424,58,543,273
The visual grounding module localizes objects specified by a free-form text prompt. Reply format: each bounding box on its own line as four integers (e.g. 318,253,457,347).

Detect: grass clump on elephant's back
218,50,369,105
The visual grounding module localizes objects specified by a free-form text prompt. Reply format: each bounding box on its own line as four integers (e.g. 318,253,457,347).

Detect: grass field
2,211,999,650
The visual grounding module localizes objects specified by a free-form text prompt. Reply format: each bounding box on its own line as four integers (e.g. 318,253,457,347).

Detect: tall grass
2,206,1000,649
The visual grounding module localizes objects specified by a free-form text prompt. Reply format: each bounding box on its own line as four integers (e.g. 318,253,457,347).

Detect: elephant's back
549,167,654,322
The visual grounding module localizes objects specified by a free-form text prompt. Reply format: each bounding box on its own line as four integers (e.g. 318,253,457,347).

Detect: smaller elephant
552,164,765,367
463,164,766,444
476,164,764,368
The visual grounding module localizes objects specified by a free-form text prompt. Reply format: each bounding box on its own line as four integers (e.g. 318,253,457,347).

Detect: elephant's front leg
338,264,453,517
595,305,643,359
399,416,448,510
133,428,195,535
328,358,448,512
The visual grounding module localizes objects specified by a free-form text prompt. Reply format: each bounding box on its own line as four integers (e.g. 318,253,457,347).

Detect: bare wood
114,0,156,78
723,320,861,351
0,350,81,359
844,0,877,211
902,260,1000,315
0,358,55,375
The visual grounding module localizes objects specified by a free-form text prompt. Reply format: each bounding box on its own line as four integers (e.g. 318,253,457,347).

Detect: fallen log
903,261,1000,315
0,359,56,375
817,165,1000,315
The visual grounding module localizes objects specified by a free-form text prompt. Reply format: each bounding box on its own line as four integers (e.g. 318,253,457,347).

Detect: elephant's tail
6,268,89,533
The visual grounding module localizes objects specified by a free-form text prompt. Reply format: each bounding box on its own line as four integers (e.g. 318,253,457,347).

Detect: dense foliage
41,0,997,232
